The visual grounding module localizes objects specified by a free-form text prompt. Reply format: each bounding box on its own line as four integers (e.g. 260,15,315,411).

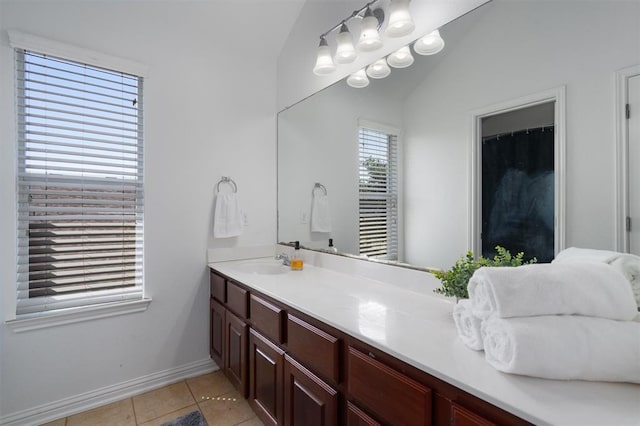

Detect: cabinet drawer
210,271,226,302
348,347,432,426
286,314,340,383
227,280,248,319
451,403,496,426
250,295,284,344
347,401,381,426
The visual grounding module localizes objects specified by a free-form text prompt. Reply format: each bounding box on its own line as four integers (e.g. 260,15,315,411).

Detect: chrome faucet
275,253,290,266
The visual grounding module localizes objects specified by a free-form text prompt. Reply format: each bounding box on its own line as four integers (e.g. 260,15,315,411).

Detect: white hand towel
467,263,638,321
213,193,243,238
482,315,640,383
311,194,331,233
553,247,640,308
452,299,484,351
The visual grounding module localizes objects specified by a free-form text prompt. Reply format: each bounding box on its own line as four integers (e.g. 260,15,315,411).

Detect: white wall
278,81,403,254
403,0,640,268
0,0,299,420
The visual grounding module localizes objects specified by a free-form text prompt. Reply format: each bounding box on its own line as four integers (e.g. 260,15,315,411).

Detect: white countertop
209,257,640,426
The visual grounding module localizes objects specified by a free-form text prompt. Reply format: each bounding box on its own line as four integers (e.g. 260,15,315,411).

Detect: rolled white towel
467,263,638,321
553,247,640,308
482,315,640,383
552,246,620,263
452,299,484,351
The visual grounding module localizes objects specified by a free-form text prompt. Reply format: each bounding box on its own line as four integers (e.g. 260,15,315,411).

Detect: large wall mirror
278,0,639,270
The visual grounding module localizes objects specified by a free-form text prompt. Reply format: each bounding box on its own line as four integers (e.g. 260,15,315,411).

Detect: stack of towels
453,248,640,383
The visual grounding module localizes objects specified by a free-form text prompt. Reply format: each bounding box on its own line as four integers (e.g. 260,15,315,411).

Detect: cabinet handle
368,351,376,359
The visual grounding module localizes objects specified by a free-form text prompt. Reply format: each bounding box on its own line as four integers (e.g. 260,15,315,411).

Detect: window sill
5,298,152,333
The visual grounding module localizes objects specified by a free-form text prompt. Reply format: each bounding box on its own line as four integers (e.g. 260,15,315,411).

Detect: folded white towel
453,299,484,351
553,247,640,308
213,193,243,238
467,263,638,321
482,315,640,383
311,194,331,233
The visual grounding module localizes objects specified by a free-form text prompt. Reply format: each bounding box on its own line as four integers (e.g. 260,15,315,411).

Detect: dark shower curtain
482,126,555,262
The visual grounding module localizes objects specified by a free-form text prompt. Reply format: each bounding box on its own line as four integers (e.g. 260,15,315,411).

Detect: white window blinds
15,49,144,315
358,127,398,260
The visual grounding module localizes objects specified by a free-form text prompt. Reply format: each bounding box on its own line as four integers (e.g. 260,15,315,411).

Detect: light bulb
366,59,391,79
414,29,445,55
334,23,357,64
313,37,336,75
387,45,414,68
357,7,383,52
347,69,370,88
385,0,415,37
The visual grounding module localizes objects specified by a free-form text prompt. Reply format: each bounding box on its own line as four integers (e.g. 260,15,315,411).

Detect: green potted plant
433,246,536,300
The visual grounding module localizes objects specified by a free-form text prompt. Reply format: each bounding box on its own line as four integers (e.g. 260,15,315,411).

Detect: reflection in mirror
278,0,640,270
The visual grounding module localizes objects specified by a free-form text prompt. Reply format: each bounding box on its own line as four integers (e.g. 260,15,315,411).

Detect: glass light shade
414,29,445,55
366,59,391,79
357,8,383,52
385,0,415,37
334,24,357,64
347,69,370,88
387,46,414,68
313,37,336,75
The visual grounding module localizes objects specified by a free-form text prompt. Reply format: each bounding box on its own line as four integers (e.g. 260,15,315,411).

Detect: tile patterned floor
41,371,264,426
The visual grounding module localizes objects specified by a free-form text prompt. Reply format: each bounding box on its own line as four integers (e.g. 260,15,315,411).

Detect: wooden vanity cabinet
209,269,531,426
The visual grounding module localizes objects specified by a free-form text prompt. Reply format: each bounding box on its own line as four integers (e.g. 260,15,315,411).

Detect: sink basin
231,260,289,275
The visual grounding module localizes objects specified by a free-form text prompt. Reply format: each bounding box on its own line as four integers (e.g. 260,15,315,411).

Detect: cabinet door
451,403,496,426
249,328,285,426
210,298,225,367
225,310,248,397
284,354,338,426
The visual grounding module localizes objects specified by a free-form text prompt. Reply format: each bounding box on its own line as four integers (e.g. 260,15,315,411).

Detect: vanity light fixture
347,69,370,88
312,0,386,75
313,36,336,75
387,45,414,68
357,6,384,52
312,0,445,89
334,23,357,64
366,58,391,79
414,29,445,55
385,0,415,37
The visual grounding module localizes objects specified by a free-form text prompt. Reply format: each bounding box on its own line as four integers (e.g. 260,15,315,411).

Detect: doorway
617,65,640,254
470,87,566,262
481,103,555,262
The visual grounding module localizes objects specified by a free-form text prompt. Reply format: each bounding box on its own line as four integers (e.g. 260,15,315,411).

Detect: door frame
469,86,566,258
615,64,640,252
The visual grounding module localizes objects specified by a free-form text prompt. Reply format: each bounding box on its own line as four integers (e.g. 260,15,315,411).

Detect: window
15,48,144,316
358,127,398,260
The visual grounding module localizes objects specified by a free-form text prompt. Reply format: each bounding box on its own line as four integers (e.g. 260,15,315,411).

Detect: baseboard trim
0,358,219,426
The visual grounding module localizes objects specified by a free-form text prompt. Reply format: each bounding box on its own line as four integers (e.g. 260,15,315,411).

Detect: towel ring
312,182,327,196
216,176,237,193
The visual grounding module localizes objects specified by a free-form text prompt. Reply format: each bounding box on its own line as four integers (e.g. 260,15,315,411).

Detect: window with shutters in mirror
15,49,144,316
358,127,398,260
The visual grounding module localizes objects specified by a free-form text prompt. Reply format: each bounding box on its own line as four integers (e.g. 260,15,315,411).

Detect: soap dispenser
290,241,304,271
328,238,338,253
